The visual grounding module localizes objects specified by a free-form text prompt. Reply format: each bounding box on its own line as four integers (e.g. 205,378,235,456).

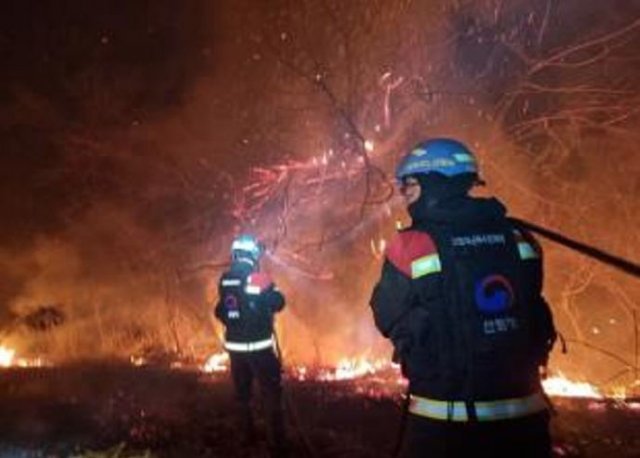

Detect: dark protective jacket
215,260,285,344
370,195,556,401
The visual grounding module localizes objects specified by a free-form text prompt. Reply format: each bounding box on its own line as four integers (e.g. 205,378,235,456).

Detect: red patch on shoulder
248,272,273,289
385,230,438,277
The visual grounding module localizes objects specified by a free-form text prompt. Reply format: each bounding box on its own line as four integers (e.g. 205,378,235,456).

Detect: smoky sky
2,0,638,248
2,2,197,239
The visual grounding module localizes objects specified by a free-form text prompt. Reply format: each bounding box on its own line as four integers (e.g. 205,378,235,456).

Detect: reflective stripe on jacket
224,336,275,352
409,392,547,422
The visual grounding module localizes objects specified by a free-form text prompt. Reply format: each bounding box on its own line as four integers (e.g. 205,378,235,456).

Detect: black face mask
407,173,476,222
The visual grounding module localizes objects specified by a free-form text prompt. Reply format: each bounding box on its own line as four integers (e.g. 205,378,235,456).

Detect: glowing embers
291,365,309,381
0,345,47,368
202,351,229,373
370,237,386,259
0,346,14,367
130,355,147,367
317,357,389,381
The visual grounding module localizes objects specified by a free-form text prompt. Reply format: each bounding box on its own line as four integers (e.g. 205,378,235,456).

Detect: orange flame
542,373,603,399
318,357,389,381
0,346,15,367
202,352,229,373
0,345,46,368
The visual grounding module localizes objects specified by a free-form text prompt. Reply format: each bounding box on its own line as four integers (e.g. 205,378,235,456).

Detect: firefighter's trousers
229,348,286,453
404,410,551,458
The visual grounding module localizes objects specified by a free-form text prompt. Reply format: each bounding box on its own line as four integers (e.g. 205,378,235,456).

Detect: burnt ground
0,364,638,457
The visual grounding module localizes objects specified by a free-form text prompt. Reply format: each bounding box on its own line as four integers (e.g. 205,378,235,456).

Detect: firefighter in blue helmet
370,138,556,457
215,234,288,457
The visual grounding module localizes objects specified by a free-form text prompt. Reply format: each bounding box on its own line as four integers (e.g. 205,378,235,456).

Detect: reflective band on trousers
224,336,274,352
409,392,547,422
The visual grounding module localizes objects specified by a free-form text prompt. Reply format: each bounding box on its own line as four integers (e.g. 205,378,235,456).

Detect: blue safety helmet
395,138,479,181
231,234,263,262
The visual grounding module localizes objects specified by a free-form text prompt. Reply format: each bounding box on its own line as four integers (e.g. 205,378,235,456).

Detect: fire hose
389,218,640,458
509,217,640,279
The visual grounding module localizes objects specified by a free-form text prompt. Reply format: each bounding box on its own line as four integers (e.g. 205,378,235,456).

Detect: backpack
412,218,541,401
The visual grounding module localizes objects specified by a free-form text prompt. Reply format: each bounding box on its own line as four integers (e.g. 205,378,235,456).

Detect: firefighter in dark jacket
215,234,287,457
370,138,557,458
